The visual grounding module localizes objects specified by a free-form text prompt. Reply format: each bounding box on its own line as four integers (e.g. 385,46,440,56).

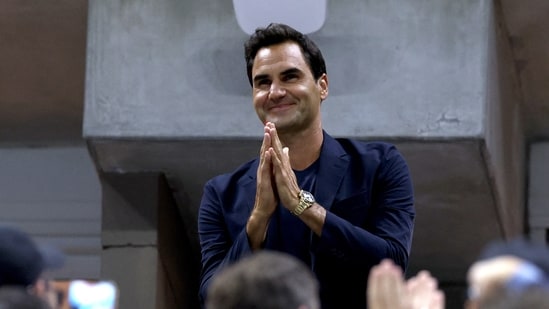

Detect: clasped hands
254,122,301,217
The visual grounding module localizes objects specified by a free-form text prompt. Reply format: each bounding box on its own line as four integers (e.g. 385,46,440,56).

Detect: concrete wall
84,0,489,139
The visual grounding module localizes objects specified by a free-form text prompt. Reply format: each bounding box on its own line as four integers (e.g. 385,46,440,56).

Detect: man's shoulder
333,137,399,157
206,157,258,187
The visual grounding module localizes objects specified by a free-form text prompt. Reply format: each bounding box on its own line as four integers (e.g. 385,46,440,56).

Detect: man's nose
268,81,286,100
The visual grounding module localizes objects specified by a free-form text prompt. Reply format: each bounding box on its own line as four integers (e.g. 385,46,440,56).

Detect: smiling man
198,23,415,309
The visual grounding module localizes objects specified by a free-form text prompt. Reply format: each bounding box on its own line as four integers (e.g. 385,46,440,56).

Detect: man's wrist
291,190,316,216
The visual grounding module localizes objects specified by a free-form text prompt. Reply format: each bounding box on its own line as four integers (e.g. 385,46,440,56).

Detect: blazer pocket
330,191,370,225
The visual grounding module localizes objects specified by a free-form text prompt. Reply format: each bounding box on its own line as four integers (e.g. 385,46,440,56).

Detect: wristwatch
291,190,315,216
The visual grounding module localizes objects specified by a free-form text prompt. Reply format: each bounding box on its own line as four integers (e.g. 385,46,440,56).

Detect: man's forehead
252,44,307,76
254,42,305,64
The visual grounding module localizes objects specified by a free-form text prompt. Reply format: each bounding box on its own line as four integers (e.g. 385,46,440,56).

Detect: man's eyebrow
253,68,302,84
253,74,269,83
281,68,301,76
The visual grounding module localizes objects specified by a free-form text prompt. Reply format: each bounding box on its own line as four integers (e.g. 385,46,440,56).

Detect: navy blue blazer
198,131,415,309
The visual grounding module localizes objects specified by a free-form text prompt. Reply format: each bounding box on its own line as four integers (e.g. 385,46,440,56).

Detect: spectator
466,237,549,309
0,225,65,308
206,251,319,309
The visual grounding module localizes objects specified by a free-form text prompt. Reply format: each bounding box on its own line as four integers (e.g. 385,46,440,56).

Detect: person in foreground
206,250,319,309
465,237,549,309
0,224,65,308
198,22,415,308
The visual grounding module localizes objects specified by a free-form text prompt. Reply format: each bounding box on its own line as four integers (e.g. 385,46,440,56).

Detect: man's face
251,41,328,134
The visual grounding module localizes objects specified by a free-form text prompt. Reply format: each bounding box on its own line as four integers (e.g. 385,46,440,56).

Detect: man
466,238,549,309
0,224,65,308
206,251,319,309
198,23,415,308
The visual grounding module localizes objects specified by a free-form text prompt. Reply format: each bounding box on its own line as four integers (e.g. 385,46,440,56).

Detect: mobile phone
67,280,118,309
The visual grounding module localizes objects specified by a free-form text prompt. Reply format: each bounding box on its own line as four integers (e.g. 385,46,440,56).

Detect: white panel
46,255,102,280
1,202,100,220
0,147,102,280
0,147,101,201
0,220,101,236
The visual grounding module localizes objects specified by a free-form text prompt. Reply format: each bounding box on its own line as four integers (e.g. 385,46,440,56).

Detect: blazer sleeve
315,145,415,270
197,179,253,306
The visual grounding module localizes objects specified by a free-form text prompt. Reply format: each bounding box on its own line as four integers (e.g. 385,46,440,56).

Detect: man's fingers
267,124,284,154
259,132,271,156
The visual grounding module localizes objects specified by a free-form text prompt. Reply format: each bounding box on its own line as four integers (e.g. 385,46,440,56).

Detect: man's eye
284,74,298,81
256,79,270,86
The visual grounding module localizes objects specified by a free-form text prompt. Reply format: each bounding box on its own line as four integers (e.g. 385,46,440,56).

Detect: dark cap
0,225,65,287
478,237,549,276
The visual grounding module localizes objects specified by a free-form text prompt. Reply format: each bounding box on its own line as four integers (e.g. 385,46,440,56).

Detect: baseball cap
478,237,549,277
0,225,65,287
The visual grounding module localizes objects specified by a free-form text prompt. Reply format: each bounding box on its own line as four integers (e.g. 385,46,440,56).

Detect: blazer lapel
240,133,349,213
313,132,350,211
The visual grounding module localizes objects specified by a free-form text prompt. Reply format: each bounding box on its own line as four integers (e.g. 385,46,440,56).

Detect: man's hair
206,251,320,309
244,23,327,86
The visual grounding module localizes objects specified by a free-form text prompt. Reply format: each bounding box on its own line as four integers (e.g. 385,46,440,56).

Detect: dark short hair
244,23,327,86
206,251,319,309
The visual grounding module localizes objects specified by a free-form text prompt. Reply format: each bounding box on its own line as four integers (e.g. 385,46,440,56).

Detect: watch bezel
292,190,315,216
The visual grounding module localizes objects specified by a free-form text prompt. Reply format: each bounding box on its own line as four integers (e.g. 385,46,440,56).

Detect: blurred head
206,251,320,309
466,238,549,309
0,225,65,288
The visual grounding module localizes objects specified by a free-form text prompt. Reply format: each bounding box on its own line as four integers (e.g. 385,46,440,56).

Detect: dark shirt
198,131,415,309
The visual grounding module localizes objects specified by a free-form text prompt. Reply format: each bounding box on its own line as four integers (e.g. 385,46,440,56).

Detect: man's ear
318,74,329,100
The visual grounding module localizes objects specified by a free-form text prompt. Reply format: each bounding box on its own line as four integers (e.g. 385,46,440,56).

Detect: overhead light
232,0,327,35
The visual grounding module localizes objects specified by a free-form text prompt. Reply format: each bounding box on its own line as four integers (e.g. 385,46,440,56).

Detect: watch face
302,191,315,203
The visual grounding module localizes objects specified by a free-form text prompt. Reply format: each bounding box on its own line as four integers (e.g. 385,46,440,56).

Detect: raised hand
406,270,445,309
246,124,279,249
367,259,409,309
265,122,301,212
254,125,278,216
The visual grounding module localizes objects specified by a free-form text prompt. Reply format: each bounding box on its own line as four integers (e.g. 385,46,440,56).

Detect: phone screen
67,280,118,309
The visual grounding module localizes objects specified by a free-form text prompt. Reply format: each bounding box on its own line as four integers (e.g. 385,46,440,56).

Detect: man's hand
367,259,409,309
266,122,301,212
367,259,445,309
246,124,278,250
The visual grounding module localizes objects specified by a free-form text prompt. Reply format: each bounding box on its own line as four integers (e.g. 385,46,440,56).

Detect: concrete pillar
100,173,198,309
